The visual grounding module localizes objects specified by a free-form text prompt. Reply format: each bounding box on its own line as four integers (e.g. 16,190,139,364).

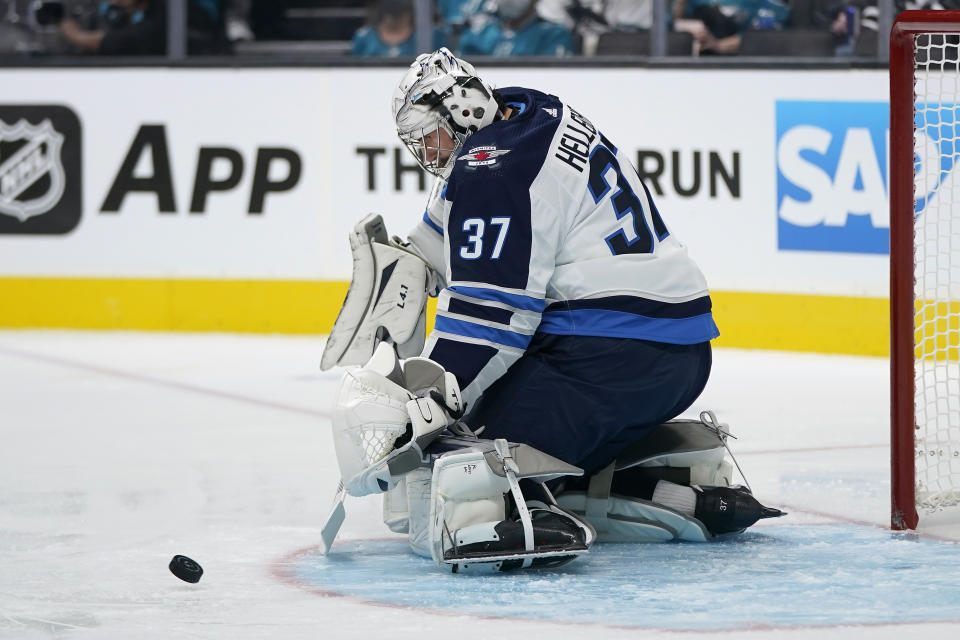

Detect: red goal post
890,11,960,530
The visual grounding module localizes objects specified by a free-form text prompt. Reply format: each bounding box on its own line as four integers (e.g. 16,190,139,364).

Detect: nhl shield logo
0,105,81,235
0,119,66,222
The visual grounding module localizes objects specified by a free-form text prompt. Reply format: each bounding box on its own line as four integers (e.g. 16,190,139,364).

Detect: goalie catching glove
332,342,464,497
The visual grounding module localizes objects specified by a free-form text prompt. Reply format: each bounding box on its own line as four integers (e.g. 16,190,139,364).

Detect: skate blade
443,545,588,570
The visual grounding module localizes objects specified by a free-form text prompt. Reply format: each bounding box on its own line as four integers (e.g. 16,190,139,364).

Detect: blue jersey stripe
422,211,443,235
447,285,546,313
435,315,533,350
537,309,719,344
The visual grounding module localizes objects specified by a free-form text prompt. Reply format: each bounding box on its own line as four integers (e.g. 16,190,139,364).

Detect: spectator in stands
352,0,447,57
189,0,231,53
437,0,487,49
537,1,655,55
672,0,790,55
809,0,861,54
458,0,575,56
539,0,653,31
58,0,229,55
60,0,165,54
810,0,936,56
437,0,488,26
224,0,254,42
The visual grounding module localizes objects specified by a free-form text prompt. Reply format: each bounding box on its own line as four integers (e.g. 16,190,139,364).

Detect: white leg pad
429,449,510,565
405,466,433,557
690,459,734,487
382,475,410,534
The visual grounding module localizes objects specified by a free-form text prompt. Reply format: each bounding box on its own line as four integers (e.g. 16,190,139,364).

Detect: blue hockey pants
464,334,712,474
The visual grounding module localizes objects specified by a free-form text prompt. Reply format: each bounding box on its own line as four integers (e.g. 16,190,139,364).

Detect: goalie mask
392,48,500,177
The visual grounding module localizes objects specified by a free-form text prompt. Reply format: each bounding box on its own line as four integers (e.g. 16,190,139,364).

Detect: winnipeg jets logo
458,145,510,168
0,119,66,222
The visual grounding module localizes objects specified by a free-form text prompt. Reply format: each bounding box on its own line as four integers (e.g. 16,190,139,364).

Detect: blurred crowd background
0,0,949,59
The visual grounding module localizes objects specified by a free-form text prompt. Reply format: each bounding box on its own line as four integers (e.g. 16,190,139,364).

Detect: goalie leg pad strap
585,461,616,535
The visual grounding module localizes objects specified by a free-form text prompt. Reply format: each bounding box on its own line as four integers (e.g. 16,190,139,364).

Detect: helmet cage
397,118,465,178
393,54,498,178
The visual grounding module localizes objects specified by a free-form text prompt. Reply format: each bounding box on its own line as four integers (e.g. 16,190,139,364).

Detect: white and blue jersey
407,87,719,406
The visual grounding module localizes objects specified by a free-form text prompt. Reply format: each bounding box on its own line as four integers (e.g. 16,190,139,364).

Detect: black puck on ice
169,555,203,583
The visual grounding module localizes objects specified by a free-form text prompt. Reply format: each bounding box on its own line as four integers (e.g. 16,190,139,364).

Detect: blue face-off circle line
272,524,960,633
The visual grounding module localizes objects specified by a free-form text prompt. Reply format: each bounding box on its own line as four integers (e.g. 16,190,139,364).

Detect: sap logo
776,101,889,254
0,105,82,235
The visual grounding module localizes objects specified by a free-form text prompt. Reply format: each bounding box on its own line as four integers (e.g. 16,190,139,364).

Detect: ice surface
1,330,959,639
288,527,960,630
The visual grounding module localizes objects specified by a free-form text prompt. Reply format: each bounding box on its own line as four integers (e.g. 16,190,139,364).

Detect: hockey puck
169,555,203,583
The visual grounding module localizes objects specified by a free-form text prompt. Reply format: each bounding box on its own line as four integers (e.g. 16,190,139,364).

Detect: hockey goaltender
318,49,783,573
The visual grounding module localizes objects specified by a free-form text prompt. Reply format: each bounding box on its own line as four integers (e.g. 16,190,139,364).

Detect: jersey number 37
459,217,511,260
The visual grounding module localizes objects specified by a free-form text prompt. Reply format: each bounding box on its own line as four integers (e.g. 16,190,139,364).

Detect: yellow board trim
710,290,889,356
0,277,890,356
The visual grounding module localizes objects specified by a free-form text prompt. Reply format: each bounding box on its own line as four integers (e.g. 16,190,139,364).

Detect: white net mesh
344,371,408,467
913,33,960,510
357,426,405,467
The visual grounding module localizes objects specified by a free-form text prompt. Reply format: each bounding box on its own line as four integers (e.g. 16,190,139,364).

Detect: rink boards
0,67,897,355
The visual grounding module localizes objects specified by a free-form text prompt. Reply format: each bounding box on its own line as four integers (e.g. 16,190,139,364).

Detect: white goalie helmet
392,48,500,177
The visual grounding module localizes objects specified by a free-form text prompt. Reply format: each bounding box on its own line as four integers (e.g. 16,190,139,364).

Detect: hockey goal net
891,11,960,529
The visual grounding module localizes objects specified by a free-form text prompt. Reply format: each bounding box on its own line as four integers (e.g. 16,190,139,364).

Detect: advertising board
0,67,895,353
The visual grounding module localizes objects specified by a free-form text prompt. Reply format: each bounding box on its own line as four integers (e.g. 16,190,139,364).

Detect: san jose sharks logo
458,145,510,168
0,118,66,222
